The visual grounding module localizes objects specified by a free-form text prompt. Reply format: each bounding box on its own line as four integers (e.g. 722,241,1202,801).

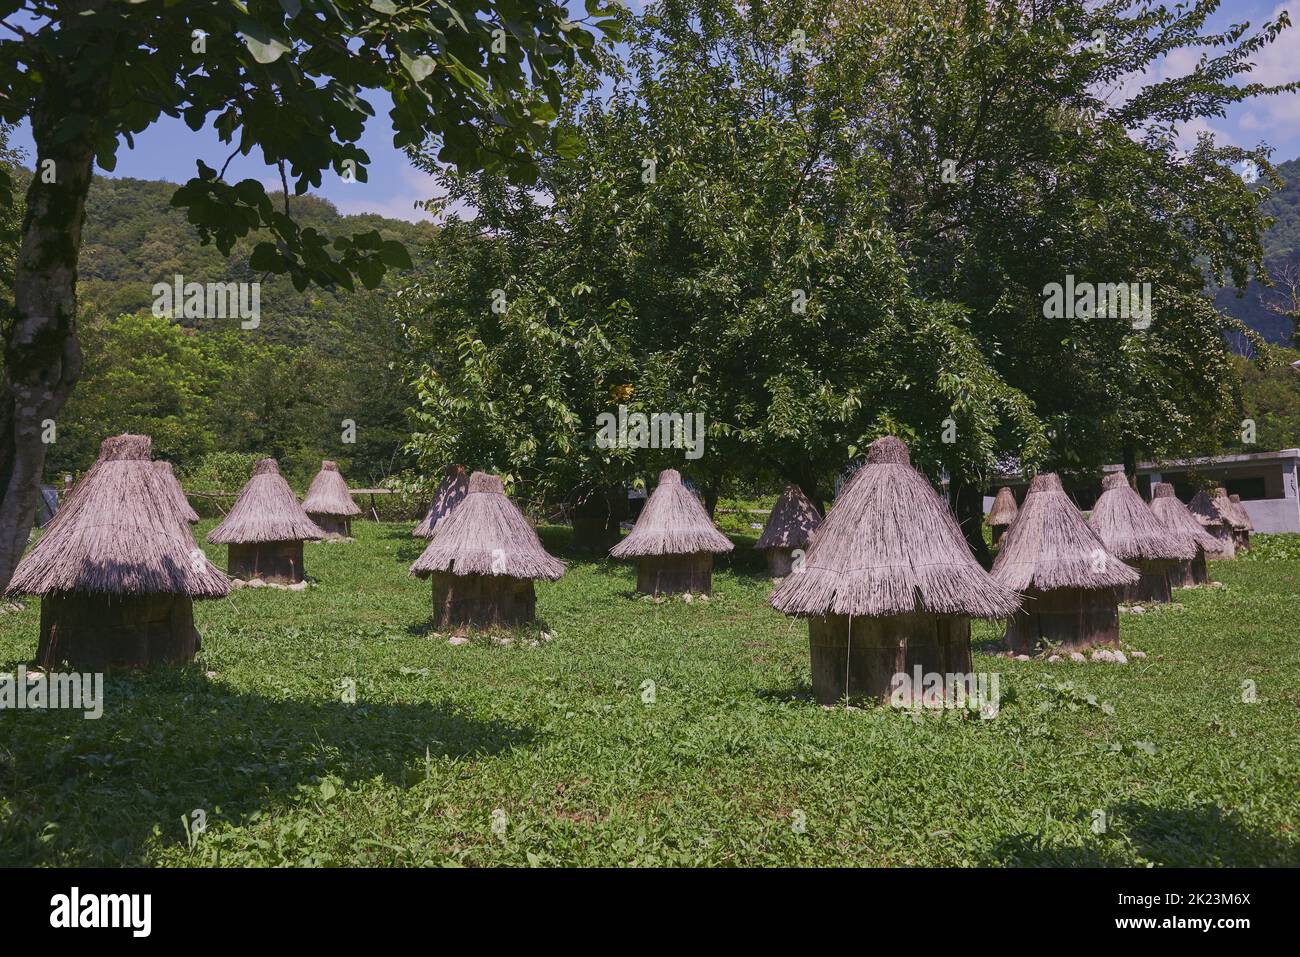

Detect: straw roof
301,460,361,517
755,484,821,550
207,458,326,544
6,434,230,598
1212,488,1249,530
987,487,1018,528
1227,492,1254,531
991,472,1139,592
1088,472,1195,562
770,436,1020,618
410,472,565,580
154,461,200,524
1188,488,1228,526
610,469,734,558
413,465,469,538
1149,483,1219,552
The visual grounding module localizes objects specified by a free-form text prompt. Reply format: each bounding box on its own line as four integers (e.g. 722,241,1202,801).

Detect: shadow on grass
982,801,1300,867
0,666,534,866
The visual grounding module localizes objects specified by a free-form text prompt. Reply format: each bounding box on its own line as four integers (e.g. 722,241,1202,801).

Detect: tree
0,0,616,590
47,311,213,475
847,0,1295,555
402,0,1043,525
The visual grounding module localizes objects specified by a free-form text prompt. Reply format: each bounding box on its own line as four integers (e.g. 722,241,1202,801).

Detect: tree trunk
1122,435,1137,486
948,473,993,570
702,479,719,520
794,462,826,516
0,61,105,593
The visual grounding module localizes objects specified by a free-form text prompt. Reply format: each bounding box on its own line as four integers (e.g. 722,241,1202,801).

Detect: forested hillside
12,166,435,489
1217,156,1300,348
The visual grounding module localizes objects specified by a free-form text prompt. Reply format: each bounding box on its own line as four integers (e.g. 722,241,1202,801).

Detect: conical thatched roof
207,458,326,544
410,472,565,580
154,460,200,524
755,485,821,550
610,469,734,558
1088,472,1195,562
413,465,469,538
991,472,1139,592
987,487,1018,529
301,460,361,517
770,436,1020,618
5,434,230,598
1188,488,1228,527
1212,488,1249,530
1149,483,1219,552
1226,492,1254,531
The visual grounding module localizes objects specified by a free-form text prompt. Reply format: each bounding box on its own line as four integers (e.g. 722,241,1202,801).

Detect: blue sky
8,1,1300,223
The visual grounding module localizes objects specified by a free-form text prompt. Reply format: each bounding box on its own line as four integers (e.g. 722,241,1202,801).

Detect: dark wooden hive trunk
311,514,351,539
635,553,713,595
1120,559,1175,604
1004,586,1119,654
764,547,799,578
1168,551,1209,589
1233,529,1250,551
806,612,972,706
227,540,305,584
1208,525,1236,559
36,593,200,669
428,572,537,634
991,525,1009,546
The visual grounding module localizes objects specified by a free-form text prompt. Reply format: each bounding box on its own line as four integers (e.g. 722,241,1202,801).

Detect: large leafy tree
856,0,1296,552
403,0,1043,522
0,0,615,589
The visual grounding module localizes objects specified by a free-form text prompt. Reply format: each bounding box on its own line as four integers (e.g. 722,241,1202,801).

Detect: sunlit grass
1,523,1296,866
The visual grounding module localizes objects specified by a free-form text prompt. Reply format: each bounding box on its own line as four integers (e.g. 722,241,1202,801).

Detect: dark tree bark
793,461,826,516
1122,435,1137,486
949,473,993,570
702,479,719,520
0,53,107,593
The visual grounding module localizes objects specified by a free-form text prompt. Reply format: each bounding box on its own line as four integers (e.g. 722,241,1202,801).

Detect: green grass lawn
2,522,1297,867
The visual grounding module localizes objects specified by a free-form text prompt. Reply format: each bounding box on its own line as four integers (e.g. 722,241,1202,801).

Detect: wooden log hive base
1168,552,1209,589
227,540,306,584
36,593,200,670
635,553,714,596
1004,587,1120,655
311,514,352,539
807,612,973,706
1120,559,1176,604
429,572,537,635
765,547,798,578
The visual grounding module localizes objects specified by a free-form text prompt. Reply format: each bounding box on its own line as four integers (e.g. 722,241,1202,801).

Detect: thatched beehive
410,472,565,633
301,460,361,539
5,434,230,669
755,484,821,577
609,469,734,595
1088,472,1195,603
413,465,469,539
207,458,325,583
1149,483,1218,588
1188,489,1236,558
987,487,1018,546
770,436,1020,705
1226,492,1253,550
154,460,199,525
991,472,1137,653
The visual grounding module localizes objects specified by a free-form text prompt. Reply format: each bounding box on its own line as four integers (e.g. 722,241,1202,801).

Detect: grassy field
1,521,1297,867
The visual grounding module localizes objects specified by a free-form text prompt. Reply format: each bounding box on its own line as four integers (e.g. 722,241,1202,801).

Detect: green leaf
240,20,291,64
